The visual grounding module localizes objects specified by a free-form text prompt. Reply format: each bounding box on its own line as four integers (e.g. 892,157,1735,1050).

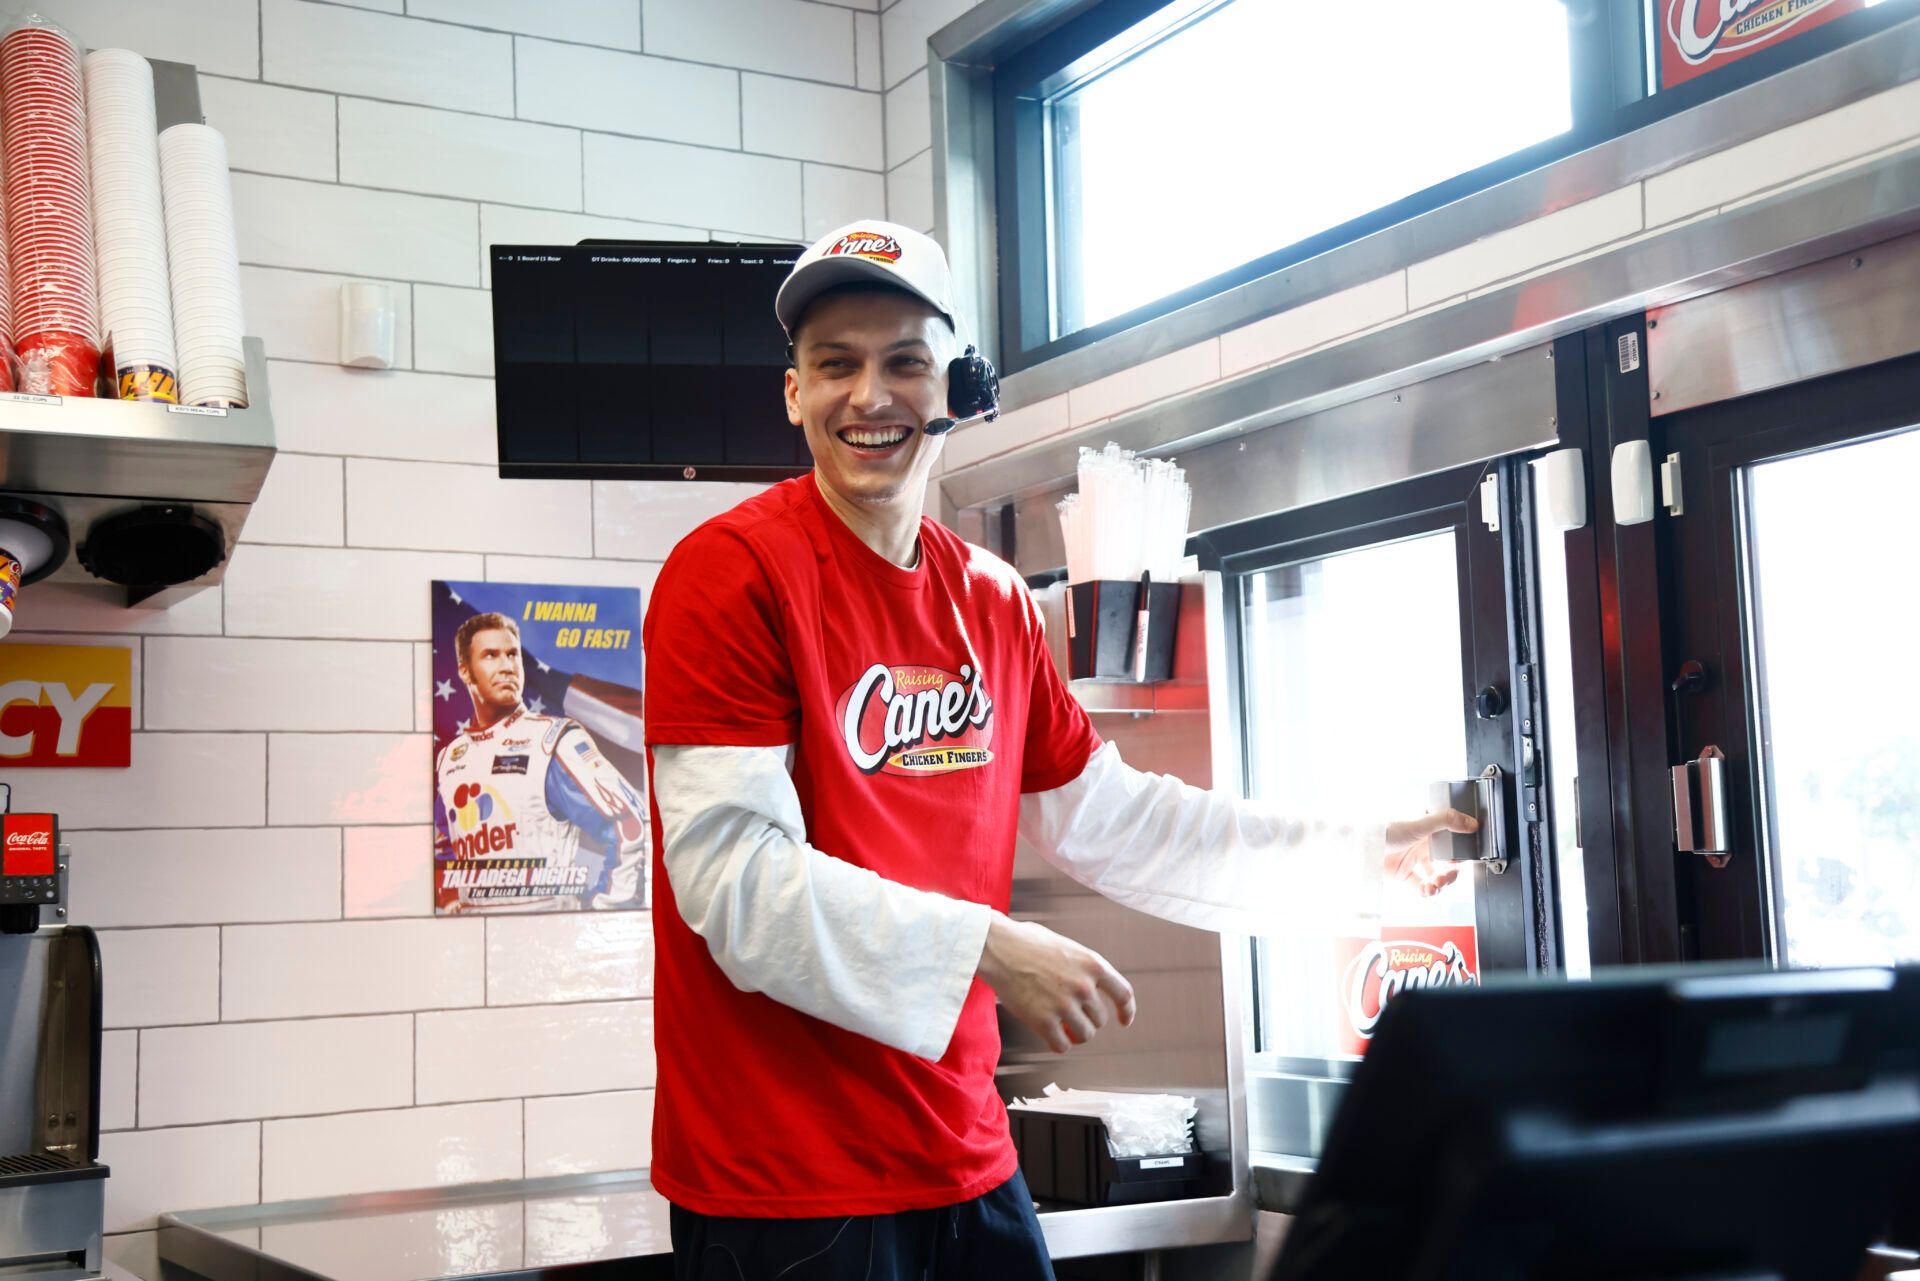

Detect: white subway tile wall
261,0,515,115
222,919,485,1019
265,362,497,462
345,461,593,557
337,99,585,210
884,147,934,233
267,733,432,826
240,267,414,370
139,1016,414,1127
59,1,1913,1269
643,0,859,85
69,829,341,928
514,40,741,149
197,76,336,181
883,68,930,170
803,164,890,241
416,1001,656,1104
585,134,804,239
485,914,655,1006
408,0,641,48
221,546,485,639
144,638,413,731
99,1124,261,1232
101,1032,139,1131
262,1101,523,1202
525,1089,656,1176
741,74,885,170
98,928,221,1029
236,452,347,546
342,826,437,919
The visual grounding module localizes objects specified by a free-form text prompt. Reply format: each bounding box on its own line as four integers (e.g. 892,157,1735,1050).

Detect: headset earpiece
945,345,999,421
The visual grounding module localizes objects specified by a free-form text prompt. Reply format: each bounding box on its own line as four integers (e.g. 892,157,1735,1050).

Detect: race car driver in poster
433,587,647,914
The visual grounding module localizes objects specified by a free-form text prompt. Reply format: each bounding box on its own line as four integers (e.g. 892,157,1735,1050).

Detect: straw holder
1065,576,1181,683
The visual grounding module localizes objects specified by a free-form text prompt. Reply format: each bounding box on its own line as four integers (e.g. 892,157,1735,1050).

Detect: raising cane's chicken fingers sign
1658,0,1864,88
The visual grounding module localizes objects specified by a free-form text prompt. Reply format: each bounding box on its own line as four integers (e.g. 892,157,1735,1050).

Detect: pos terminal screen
490,242,807,482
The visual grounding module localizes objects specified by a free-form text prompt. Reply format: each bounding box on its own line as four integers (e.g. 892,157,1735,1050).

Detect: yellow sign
0,644,133,766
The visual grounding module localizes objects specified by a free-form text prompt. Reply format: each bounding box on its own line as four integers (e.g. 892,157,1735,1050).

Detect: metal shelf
0,336,277,608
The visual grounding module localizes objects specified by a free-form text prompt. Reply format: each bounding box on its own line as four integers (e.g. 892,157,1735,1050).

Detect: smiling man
641,221,1474,1279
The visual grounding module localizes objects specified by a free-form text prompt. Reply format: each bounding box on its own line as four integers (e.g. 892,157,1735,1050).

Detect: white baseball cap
775,220,958,335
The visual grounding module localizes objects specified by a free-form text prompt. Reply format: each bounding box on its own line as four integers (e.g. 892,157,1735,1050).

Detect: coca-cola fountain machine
0,795,110,1281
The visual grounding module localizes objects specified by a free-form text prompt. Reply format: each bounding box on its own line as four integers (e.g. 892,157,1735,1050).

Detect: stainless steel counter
157,1166,1254,1278
157,1174,675,1281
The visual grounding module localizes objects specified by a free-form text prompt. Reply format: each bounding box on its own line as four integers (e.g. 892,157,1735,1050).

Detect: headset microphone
925,344,1000,436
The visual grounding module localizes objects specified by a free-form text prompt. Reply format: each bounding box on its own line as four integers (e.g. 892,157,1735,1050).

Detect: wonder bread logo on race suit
837,662,994,777
1341,929,1479,1052
823,231,903,265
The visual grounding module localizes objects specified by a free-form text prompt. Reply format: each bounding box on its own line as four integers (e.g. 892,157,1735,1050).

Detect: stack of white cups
84,48,177,402
157,122,246,407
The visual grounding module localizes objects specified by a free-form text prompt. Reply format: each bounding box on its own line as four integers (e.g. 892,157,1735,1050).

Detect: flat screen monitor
490,241,806,482
1270,966,1920,1281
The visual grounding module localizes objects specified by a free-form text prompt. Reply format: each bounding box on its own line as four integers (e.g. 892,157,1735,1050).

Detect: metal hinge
1480,474,1500,532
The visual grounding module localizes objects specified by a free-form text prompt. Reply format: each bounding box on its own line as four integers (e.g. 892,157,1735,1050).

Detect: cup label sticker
167,404,230,417
0,392,61,406
118,365,180,404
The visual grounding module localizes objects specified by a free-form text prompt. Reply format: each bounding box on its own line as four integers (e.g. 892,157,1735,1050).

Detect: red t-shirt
643,473,1100,1217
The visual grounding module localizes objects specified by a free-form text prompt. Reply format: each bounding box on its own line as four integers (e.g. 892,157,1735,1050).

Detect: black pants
668,1170,1054,1280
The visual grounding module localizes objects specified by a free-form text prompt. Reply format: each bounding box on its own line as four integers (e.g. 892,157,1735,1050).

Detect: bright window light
1054,0,1574,331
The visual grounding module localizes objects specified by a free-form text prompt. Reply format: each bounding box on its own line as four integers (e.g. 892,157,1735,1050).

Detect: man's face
784,290,954,512
459,628,523,715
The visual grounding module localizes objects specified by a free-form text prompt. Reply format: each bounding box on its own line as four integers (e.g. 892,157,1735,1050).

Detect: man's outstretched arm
1019,741,1475,935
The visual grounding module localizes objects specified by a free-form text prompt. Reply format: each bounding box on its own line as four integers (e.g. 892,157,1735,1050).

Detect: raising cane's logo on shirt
837,662,994,777
823,231,903,265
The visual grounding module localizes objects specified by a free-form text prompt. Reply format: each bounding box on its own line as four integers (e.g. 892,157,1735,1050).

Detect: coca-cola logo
824,232,903,265
836,662,993,777
1,813,56,877
1343,938,1478,1040
1665,0,1843,67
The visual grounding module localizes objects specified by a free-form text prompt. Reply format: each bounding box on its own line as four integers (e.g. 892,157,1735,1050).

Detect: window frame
1656,348,1920,964
989,0,1920,374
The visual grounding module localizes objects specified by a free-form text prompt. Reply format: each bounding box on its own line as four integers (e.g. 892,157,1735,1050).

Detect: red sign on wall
1658,0,1864,89
0,644,133,767
1334,925,1480,1058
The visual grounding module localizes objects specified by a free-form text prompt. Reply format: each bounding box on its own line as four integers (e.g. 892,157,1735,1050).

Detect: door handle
1672,745,1730,865
1427,765,1508,874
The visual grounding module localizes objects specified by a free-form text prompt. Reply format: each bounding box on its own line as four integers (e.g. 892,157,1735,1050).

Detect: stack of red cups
1,19,101,398
0,216,15,393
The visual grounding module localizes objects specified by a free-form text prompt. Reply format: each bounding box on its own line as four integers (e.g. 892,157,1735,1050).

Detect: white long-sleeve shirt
652,738,1387,1062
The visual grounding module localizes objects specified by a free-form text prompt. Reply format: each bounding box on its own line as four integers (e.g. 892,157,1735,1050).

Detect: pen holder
1065,579,1180,683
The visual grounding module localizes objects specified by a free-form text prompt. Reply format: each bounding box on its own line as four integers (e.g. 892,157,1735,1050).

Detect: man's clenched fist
976,913,1136,1054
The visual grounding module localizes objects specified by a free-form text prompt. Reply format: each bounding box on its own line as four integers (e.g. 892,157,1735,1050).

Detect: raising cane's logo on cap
823,231,903,265
1341,932,1479,1049
837,662,994,777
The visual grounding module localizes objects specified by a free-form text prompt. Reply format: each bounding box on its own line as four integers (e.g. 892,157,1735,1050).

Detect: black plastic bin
1008,1108,1203,1207
1065,578,1181,683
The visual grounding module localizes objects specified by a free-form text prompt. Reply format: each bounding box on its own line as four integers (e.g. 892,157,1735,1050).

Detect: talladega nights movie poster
431,580,646,915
